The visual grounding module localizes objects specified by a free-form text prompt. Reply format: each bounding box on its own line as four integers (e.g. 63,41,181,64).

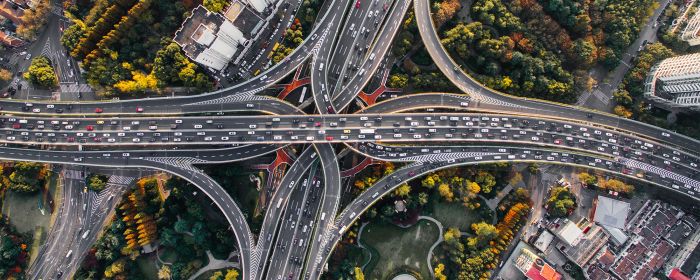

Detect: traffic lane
7,120,696,176
255,147,319,278
4,110,697,167
268,164,321,280
329,0,394,95
300,144,341,278
331,0,410,111
326,0,377,92
356,142,699,194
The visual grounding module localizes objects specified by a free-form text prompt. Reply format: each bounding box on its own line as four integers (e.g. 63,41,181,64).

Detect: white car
32,108,40,113
661,132,670,137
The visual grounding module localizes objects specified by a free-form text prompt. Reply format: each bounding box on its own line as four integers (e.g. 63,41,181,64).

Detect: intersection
4,0,699,279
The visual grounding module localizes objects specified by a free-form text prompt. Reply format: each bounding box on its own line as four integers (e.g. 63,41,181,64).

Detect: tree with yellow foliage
434,263,447,280
354,267,365,280
224,269,239,280
393,183,411,197
438,183,454,201
113,71,158,93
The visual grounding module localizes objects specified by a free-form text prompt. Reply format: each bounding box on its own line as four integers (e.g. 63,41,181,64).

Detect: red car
325,136,334,141
95,108,103,113
86,125,94,131
12,123,20,129
67,137,75,142
356,0,360,8
314,122,321,127
136,107,144,112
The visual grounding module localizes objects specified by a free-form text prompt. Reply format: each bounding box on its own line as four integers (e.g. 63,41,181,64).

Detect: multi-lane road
18,0,700,279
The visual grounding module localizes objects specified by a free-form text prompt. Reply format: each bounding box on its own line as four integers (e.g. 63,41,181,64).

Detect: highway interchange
10,0,700,279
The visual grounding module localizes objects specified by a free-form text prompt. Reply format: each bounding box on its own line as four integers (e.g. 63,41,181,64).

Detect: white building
174,5,248,72
681,10,700,46
246,0,268,13
644,53,700,111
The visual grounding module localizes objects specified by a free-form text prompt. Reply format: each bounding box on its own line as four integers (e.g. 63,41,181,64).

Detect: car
325,136,334,141
136,107,144,112
86,125,94,131
25,53,31,60
95,108,103,113
32,108,40,113
661,132,670,137
356,0,361,8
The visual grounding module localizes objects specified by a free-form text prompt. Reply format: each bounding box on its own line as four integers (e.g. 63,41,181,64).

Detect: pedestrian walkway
107,175,134,186
186,250,240,280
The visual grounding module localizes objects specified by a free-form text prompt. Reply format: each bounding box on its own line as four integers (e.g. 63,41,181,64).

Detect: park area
428,196,493,231
360,219,440,279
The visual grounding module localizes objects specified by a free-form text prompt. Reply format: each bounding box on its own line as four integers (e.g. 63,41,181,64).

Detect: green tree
203,0,227,12
417,192,429,206
7,162,46,193
474,171,496,194
546,186,576,217
471,222,498,246
571,39,598,68
387,74,408,88
24,56,58,88
88,174,108,191
578,172,597,186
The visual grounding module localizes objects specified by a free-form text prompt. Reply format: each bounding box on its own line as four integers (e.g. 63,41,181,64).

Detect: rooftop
593,195,631,229
556,220,583,246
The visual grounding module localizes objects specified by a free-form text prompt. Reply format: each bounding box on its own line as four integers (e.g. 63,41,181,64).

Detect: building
514,248,562,280
681,10,700,46
644,53,700,111
593,196,631,229
558,223,609,267
555,219,583,247
174,5,248,72
533,230,554,253
668,268,692,280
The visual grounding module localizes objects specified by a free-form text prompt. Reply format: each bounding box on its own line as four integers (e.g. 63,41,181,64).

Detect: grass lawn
361,220,439,279
345,244,372,269
428,195,492,231
2,173,57,234
136,255,159,280
158,247,179,264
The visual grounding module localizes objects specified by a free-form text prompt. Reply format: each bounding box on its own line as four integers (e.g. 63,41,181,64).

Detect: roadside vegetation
389,11,460,93
0,162,48,193
0,218,30,278
433,0,658,103
75,177,238,279
87,174,109,192
62,0,212,96
24,56,58,89
329,162,527,279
